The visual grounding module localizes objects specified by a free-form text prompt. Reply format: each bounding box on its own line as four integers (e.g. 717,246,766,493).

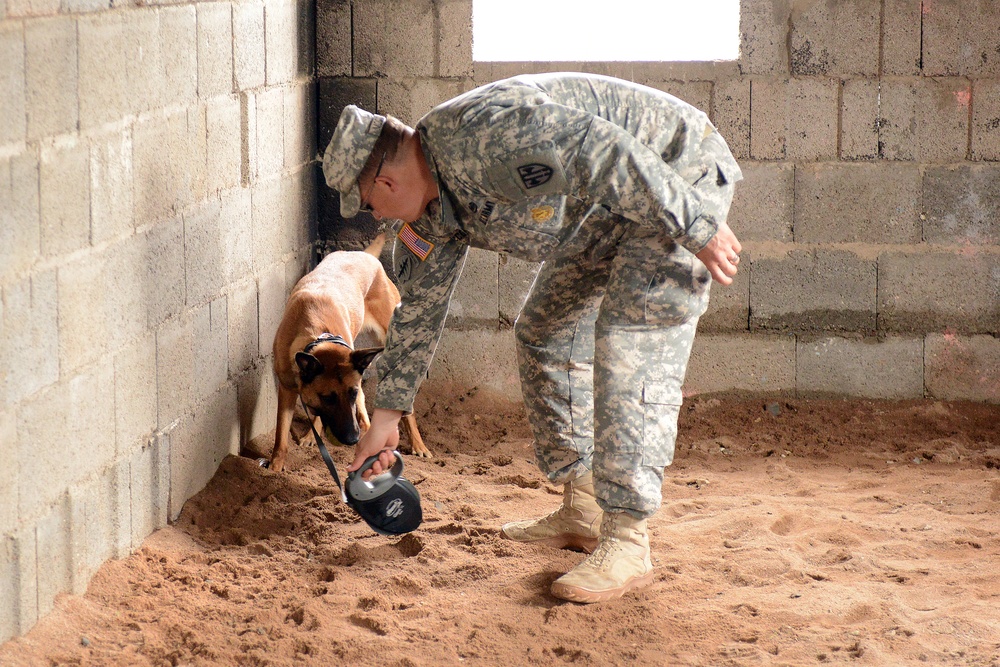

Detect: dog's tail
364,232,387,258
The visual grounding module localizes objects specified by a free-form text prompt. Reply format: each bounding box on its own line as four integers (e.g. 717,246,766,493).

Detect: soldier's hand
349,408,402,480
695,221,742,286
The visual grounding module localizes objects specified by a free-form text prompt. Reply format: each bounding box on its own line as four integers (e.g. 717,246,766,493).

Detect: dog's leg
271,384,298,472
356,386,372,434
401,413,431,458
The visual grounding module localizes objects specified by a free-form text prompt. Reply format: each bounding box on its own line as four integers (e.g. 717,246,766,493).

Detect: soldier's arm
372,227,469,414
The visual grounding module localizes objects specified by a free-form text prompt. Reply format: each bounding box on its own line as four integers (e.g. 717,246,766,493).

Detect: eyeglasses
359,151,387,214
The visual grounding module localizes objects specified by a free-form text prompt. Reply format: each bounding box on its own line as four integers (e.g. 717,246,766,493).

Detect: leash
300,398,348,502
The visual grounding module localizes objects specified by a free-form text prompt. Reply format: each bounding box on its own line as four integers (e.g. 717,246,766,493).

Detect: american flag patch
398,223,434,261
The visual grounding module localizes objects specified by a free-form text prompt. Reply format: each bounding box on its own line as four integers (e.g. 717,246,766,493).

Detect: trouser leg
514,254,611,485
592,224,711,518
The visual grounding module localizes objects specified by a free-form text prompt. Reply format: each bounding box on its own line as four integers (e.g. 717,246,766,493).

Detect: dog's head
295,344,383,445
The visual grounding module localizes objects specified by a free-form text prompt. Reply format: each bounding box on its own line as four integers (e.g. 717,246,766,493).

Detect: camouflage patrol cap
322,105,386,218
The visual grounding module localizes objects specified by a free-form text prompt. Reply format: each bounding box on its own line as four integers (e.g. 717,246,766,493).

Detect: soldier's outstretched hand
695,221,742,286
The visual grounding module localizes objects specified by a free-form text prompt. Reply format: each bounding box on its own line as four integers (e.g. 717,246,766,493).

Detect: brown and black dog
267,234,429,473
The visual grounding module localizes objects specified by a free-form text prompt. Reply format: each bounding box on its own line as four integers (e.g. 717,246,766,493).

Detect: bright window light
473,0,740,62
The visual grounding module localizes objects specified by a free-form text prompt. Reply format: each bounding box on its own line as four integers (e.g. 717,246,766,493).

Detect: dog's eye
319,393,339,406
348,388,359,401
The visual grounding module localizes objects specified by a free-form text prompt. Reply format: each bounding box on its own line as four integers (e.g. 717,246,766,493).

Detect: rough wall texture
0,0,317,642
317,0,1000,411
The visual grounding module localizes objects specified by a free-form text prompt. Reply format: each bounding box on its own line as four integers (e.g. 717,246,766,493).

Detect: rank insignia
398,223,434,261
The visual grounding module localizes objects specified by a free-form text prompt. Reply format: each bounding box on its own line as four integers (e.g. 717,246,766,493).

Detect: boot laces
584,513,622,569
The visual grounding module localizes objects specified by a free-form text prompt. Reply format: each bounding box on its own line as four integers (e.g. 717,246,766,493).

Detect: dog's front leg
270,384,298,472
402,414,432,458
356,386,372,434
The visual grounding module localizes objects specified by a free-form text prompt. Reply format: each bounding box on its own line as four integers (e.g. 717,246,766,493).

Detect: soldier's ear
295,352,325,385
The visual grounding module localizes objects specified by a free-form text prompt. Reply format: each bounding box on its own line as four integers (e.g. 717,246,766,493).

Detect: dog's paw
409,447,433,459
256,458,271,469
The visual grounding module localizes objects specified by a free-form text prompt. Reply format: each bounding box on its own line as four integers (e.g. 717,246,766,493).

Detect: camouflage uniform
372,73,741,518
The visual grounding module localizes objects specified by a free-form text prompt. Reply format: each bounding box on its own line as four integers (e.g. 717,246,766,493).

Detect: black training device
345,454,423,536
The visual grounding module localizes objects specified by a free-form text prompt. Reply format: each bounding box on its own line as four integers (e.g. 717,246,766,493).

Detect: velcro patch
398,223,434,261
517,163,554,189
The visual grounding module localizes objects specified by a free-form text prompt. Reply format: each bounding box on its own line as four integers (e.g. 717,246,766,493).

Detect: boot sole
500,529,600,554
550,569,656,603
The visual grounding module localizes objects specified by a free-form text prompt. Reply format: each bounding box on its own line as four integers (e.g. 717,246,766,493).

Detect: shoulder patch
398,223,434,261
517,163,554,190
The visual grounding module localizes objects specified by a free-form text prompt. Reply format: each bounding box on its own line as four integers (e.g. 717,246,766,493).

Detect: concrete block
879,78,970,162
922,0,1000,76
650,82,712,118
0,151,40,286
123,8,164,117
737,0,790,75
155,301,229,426
7,0,58,16
0,528,37,642
922,165,1000,245
129,439,155,548
24,16,77,141
882,0,922,76
234,0,266,90
421,327,522,408
153,429,171,529
438,0,472,78
751,247,876,332
110,455,131,558
712,78,750,160
221,186,254,284
251,177,283,272
354,0,436,79
228,278,259,378
498,254,539,326
67,468,117,594
794,163,922,244
206,96,242,194
198,2,234,98
237,360,278,449
788,0,879,75
685,332,796,397
115,334,157,456
379,78,466,126
0,409,17,536
257,260,296,358
448,247,498,326
264,0,296,85
699,255,750,333
925,333,1000,403
160,5,198,105
184,197,226,305
727,161,793,242
284,83,317,170
972,79,1000,161
317,77,377,152
90,128,135,245
280,168,315,255
841,79,879,160
143,216,186,327
0,23,25,145
292,0,315,80
17,365,115,521
79,12,127,128
797,335,924,399
39,137,91,258
133,113,174,225
240,91,257,186
172,105,208,209
169,384,239,521
878,251,1000,334
1,270,59,407
255,88,285,179
750,78,838,160
316,0,350,77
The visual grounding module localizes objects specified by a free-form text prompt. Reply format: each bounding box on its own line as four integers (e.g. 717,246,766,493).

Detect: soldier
322,72,743,603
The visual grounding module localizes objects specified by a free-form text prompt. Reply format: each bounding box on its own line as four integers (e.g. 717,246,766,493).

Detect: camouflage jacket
375,72,743,413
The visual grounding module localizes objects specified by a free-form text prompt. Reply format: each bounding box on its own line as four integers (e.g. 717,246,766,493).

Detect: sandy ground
1,395,999,667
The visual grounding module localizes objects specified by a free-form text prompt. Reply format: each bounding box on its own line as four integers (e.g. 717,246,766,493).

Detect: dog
267,234,430,473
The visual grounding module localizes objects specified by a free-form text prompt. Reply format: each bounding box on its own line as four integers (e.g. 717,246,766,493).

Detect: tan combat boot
549,511,654,603
500,471,602,553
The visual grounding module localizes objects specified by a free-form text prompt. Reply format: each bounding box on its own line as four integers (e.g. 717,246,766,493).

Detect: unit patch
398,223,434,261
530,205,555,223
517,163,554,189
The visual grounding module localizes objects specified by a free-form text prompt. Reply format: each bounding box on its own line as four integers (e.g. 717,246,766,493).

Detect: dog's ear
351,347,384,374
295,352,325,385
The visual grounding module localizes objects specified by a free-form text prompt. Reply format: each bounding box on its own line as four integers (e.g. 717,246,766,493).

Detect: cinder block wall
318,0,999,408
0,0,317,642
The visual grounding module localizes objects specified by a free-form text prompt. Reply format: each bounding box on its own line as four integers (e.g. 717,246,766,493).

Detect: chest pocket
485,142,569,202
478,196,567,262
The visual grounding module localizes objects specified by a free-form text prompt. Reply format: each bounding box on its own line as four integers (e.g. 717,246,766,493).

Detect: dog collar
304,333,353,354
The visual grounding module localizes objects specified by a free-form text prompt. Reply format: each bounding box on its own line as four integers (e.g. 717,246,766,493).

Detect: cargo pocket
641,381,681,467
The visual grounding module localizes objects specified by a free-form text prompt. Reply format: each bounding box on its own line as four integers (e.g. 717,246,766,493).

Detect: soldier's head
322,106,436,223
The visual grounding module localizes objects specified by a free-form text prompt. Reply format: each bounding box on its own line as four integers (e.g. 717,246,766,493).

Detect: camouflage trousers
515,186,734,518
